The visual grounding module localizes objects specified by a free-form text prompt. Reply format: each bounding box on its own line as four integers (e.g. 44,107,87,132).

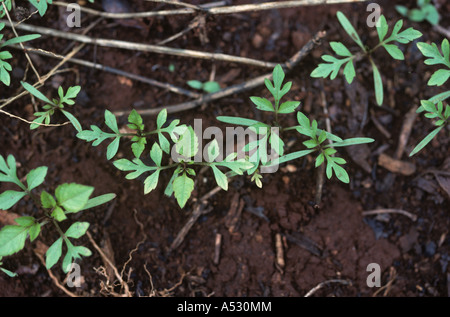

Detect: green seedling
410,39,450,156
218,64,374,185
21,82,82,132
0,154,116,274
311,11,422,106
0,23,41,86
396,0,440,26
187,79,221,93
78,109,253,208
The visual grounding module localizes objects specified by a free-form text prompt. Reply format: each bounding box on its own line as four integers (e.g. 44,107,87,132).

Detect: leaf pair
187,80,221,94
396,1,440,26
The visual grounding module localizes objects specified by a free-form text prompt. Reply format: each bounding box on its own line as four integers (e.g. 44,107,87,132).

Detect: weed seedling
396,0,440,26
187,79,221,93
0,154,116,274
410,38,450,156
311,11,422,105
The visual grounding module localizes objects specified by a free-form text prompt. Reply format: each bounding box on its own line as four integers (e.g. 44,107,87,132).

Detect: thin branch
8,44,201,99
0,43,85,110
0,108,70,127
304,279,352,297
112,30,327,117
53,0,368,19
0,19,277,68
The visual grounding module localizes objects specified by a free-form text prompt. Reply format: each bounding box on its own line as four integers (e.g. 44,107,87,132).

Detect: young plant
0,154,116,275
0,23,41,86
21,82,82,132
187,79,221,93
218,64,374,185
410,39,450,156
396,0,440,26
311,11,422,106
77,109,253,208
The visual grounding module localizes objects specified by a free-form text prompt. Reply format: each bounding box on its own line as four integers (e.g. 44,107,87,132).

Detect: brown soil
0,0,449,297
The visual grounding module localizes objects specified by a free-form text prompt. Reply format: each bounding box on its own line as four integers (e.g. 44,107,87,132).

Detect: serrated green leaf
0,225,28,256
55,183,94,213
214,157,254,175
278,101,300,114
26,166,47,190
310,62,335,79
14,216,35,227
76,125,117,146
65,222,90,239
131,137,146,158
383,44,405,60
428,69,450,86
144,170,160,194
315,153,325,167
330,41,352,57
45,237,63,269
250,96,274,112
0,190,27,210
173,172,194,208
